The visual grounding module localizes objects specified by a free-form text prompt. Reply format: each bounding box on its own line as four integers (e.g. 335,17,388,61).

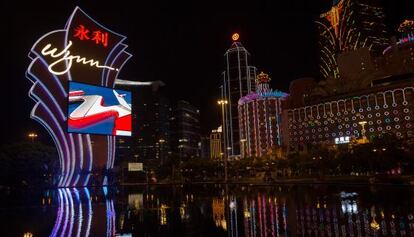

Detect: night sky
1,0,413,144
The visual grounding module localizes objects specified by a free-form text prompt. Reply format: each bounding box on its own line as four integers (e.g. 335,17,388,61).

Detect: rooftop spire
255,71,271,93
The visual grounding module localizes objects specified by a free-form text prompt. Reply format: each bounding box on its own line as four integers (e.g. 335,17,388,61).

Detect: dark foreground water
1,184,414,237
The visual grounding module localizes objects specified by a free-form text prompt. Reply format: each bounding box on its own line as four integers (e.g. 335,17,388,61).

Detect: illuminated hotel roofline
303,76,414,106
238,91,289,105
225,42,251,55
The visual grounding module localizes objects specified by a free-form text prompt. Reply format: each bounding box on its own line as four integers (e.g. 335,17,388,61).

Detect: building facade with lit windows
170,100,201,158
221,34,258,158
238,72,288,158
282,77,414,152
116,80,170,160
316,0,388,80
210,126,223,159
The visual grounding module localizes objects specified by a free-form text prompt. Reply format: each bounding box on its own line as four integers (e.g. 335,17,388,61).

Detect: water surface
1,184,414,236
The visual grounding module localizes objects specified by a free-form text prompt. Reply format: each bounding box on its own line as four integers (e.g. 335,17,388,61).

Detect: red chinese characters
74,25,90,40
91,31,108,47
73,24,108,47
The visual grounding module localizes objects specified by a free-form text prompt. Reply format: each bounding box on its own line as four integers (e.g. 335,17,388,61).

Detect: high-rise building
200,136,210,159
221,34,257,157
316,0,388,80
170,100,201,158
238,72,288,158
116,80,170,160
210,126,223,160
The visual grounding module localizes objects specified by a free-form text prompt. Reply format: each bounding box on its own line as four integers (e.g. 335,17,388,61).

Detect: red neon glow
74,25,90,40
73,24,109,47
92,31,109,47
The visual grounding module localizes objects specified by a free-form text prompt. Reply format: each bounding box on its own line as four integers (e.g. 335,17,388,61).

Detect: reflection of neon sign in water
41,41,118,75
50,188,115,237
241,194,288,236
340,191,358,214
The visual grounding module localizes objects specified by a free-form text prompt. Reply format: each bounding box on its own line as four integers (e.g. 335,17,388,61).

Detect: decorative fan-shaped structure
26,7,131,187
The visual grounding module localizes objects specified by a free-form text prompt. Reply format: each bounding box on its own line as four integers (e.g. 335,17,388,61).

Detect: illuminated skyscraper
116,80,170,160
316,0,388,80
221,34,257,157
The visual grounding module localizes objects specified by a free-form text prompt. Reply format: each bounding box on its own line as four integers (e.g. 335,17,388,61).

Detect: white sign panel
128,162,143,171
335,136,350,144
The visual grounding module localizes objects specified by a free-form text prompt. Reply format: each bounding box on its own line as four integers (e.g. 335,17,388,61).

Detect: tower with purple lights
238,72,288,158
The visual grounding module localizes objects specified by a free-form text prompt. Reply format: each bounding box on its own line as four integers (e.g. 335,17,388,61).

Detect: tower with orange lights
221,33,257,157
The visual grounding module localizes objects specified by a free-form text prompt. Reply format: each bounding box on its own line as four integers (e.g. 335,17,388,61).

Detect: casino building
282,76,414,152
238,72,287,158
281,18,414,153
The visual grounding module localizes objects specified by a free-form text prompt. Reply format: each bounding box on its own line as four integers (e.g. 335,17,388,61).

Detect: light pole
28,132,38,143
159,138,165,163
240,138,247,158
217,99,228,183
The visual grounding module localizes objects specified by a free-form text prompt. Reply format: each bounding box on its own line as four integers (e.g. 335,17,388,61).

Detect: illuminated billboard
26,7,131,187
68,82,131,136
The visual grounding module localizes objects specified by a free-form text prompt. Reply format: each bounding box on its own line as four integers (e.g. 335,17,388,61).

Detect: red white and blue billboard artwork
68,82,132,136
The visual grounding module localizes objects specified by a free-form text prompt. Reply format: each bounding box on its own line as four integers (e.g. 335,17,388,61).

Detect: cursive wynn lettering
41,40,117,75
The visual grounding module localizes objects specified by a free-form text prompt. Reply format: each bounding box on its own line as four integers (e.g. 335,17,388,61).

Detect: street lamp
217,99,228,182
28,132,38,142
159,138,166,161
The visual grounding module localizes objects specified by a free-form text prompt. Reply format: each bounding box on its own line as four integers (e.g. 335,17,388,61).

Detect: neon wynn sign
41,40,118,75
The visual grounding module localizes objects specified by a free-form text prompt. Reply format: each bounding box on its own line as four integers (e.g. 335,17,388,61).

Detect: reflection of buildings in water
243,194,288,237
229,196,238,237
340,191,358,214
159,204,168,225
50,188,116,237
128,193,143,210
119,193,144,231
295,192,414,237
212,197,227,230
180,203,190,222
